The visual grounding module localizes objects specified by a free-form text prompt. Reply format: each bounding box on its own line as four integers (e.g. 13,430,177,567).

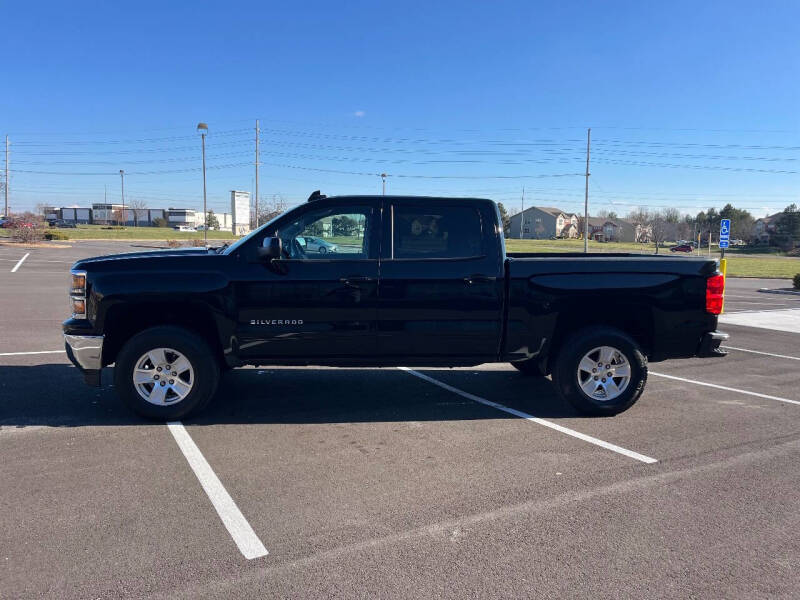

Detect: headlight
70,269,87,318
70,273,86,295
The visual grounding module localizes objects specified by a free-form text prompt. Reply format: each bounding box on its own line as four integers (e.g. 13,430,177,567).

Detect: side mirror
257,236,282,259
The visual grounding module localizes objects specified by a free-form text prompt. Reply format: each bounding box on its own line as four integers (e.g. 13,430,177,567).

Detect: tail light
706,274,725,315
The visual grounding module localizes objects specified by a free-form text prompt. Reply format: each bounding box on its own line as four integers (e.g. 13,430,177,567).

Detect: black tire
318,246,327,254
551,326,647,416
113,326,220,421
510,358,547,377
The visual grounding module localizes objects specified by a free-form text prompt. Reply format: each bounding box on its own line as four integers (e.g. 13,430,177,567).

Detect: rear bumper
697,330,729,358
64,334,104,386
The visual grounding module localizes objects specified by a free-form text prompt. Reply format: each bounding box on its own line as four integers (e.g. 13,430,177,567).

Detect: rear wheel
552,326,647,416
114,326,220,420
318,246,328,254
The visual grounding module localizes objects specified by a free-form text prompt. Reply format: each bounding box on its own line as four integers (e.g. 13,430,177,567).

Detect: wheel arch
101,301,225,367
546,303,653,374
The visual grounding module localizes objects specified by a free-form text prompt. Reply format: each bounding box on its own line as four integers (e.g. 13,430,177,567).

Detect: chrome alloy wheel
132,348,194,406
576,345,631,402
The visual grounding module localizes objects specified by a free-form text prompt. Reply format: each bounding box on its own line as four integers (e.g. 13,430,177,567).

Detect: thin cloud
353,110,366,117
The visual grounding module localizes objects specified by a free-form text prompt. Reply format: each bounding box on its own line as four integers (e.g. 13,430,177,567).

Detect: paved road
2,241,799,598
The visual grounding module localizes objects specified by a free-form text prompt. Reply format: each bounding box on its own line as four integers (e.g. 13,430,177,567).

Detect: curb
758,288,800,296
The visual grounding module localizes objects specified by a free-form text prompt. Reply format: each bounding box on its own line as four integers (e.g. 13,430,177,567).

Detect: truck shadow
0,364,580,430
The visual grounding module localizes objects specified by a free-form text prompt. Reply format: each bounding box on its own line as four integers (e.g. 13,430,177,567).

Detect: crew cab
63,194,728,420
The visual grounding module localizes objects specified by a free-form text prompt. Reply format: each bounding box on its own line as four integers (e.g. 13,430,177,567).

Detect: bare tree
626,208,651,243
252,194,289,229
128,198,148,227
575,215,586,239
649,210,670,254
596,209,618,220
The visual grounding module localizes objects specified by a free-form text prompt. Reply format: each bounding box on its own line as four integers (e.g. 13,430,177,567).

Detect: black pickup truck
63,194,728,420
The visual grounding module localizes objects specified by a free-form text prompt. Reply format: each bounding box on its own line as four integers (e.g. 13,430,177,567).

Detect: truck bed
503,253,719,363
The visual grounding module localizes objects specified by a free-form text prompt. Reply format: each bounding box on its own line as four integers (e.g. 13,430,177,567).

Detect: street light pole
4,136,9,218
197,123,209,246
255,119,260,228
381,173,387,195
119,170,125,227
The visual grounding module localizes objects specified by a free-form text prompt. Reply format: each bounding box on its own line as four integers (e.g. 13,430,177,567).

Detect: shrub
794,273,800,290
43,231,69,240
12,225,43,244
166,239,181,248
190,239,206,247
152,217,167,228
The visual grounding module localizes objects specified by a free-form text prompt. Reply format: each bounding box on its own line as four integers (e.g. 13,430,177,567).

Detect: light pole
119,170,125,227
197,122,208,246
381,173,387,195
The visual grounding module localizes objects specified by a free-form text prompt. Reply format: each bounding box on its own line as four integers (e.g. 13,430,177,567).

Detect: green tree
775,204,800,249
206,210,220,230
497,202,511,236
304,222,323,236
719,203,755,241
332,215,357,237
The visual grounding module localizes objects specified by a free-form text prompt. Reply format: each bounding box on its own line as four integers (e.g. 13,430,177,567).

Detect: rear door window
392,205,483,259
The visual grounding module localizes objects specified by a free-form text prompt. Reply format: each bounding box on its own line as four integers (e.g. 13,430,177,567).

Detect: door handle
340,276,375,287
464,274,496,285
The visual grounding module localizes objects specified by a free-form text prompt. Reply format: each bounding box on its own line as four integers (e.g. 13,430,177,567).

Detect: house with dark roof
508,206,579,239
753,213,783,243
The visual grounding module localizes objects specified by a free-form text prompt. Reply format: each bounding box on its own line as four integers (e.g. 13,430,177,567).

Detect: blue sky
1,0,798,217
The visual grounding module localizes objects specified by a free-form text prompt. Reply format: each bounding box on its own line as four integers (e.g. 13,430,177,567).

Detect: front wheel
114,326,220,420
552,326,647,416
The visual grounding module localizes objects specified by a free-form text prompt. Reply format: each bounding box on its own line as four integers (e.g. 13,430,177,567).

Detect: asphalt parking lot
2,241,800,599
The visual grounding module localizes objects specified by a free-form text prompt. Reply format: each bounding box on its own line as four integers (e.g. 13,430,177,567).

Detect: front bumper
64,334,104,386
697,330,729,358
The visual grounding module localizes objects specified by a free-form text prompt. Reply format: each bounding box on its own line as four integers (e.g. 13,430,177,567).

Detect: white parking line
400,367,658,464
0,350,65,356
727,301,788,305
167,422,268,560
722,346,800,361
650,372,800,406
10,253,30,273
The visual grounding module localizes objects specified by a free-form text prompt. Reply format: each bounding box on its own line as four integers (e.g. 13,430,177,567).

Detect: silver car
298,235,338,254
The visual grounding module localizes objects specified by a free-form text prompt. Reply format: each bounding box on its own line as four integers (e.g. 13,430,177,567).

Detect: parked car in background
4,218,37,229
670,244,693,253
49,219,77,228
298,235,338,254
173,225,196,232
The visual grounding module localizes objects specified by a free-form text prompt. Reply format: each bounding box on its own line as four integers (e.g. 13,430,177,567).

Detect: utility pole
519,186,525,239
381,173,387,195
4,135,9,217
255,119,260,227
119,170,125,227
583,127,591,253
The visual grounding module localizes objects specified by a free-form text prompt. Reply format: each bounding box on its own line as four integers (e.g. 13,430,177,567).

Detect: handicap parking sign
719,218,731,249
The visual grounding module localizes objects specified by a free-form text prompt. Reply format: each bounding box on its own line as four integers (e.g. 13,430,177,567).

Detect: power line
592,158,798,175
